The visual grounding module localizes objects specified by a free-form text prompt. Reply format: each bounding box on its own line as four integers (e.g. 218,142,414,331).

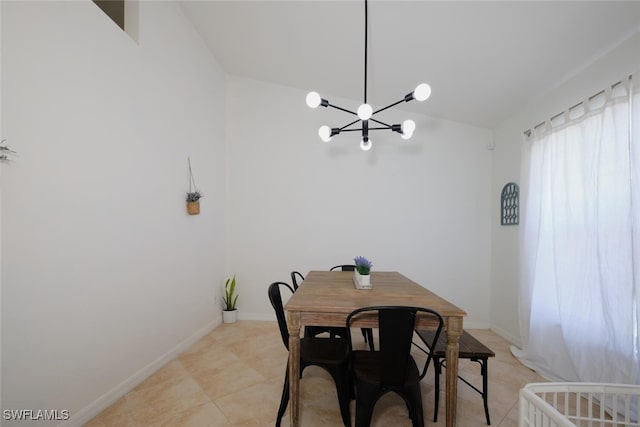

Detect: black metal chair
268,282,352,427
290,271,305,291
346,306,444,427
330,265,375,351
330,264,357,272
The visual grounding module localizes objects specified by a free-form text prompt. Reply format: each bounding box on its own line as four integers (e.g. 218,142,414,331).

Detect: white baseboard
237,312,277,321
460,320,490,330
61,317,221,427
490,324,522,347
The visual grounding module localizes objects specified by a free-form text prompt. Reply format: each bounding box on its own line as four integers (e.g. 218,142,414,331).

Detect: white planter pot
223,309,238,324
354,271,372,289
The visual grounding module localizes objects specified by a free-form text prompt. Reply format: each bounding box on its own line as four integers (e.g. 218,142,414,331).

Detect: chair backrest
290,271,305,290
330,264,356,272
268,282,295,349
347,306,444,385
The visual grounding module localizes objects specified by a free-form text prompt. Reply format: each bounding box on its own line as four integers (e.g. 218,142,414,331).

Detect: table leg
445,316,463,427
287,311,301,427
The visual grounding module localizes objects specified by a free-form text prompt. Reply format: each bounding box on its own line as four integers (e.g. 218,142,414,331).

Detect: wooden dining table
284,270,467,427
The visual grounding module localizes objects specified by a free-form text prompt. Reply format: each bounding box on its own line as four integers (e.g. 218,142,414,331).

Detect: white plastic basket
519,382,640,427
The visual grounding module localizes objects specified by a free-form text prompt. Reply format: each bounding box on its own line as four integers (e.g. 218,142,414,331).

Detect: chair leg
364,328,375,351
355,381,378,427
276,367,289,427
326,366,352,427
407,385,425,427
361,328,368,345
398,385,424,427
433,357,442,422
404,400,417,425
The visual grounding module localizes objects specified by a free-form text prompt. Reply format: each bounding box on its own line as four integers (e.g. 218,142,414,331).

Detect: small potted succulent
222,274,239,323
186,157,202,215
353,256,373,289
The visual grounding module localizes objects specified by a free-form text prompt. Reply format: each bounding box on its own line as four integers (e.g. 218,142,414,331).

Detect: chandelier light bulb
413,83,432,102
401,119,415,140
318,125,332,142
402,119,416,135
360,137,372,151
306,91,322,108
357,103,373,120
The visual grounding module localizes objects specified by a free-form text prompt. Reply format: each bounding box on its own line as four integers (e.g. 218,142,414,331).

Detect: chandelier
305,0,431,151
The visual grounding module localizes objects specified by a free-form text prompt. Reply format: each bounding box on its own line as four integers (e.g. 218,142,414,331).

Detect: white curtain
514,73,640,386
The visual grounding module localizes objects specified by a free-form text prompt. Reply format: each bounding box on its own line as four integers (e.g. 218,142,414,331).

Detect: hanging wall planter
187,200,200,215
186,156,202,215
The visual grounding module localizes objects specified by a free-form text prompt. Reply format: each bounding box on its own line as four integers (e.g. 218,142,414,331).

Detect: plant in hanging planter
353,256,373,289
186,191,203,203
222,274,239,323
186,157,202,215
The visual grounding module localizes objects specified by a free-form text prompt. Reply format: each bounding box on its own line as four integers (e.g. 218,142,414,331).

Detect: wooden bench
414,329,495,425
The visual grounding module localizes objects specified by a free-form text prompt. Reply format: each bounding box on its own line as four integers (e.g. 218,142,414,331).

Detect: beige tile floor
86,321,547,427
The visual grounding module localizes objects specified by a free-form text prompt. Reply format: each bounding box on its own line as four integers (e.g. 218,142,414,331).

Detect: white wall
490,31,640,345
1,1,226,425
226,76,494,328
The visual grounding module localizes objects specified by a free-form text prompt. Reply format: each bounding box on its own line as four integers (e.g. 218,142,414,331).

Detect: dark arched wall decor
501,182,519,225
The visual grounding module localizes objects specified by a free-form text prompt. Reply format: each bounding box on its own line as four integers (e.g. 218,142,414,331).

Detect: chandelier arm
373,98,407,115
340,119,361,131
328,104,358,116
368,126,397,131
338,126,400,133
369,118,393,128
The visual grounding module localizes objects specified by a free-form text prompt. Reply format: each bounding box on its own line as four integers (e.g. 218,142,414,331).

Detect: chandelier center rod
363,0,368,105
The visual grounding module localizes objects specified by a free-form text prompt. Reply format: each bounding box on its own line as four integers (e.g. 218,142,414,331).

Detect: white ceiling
179,1,640,129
